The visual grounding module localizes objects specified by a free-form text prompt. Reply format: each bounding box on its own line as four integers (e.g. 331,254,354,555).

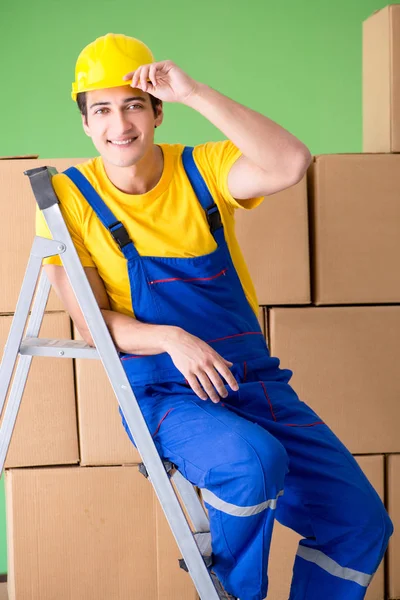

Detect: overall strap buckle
206,204,222,233
108,221,132,250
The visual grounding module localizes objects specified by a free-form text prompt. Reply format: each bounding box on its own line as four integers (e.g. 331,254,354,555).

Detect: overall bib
64,149,392,600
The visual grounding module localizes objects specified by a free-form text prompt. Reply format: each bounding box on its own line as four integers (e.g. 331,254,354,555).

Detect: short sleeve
35,175,95,268
194,140,264,211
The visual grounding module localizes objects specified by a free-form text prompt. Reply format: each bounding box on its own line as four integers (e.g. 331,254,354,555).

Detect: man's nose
111,110,135,134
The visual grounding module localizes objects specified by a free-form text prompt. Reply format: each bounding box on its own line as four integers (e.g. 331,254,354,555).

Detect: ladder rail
172,470,210,533
0,249,57,469
0,239,55,416
0,355,33,469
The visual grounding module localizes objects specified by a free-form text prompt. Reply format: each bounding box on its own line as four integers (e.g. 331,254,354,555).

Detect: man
36,33,393,600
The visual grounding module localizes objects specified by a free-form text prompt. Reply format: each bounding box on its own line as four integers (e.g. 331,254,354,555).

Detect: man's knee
368,505,394,550
255,434,289,485
351,498,393,566
209,433,289,501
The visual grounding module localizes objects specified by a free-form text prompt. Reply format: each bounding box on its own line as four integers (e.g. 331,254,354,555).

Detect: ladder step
19,338,99,359
178,531,212,571
194,531,212,557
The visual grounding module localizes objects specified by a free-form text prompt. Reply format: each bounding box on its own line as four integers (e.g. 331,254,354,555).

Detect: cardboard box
73,326,142,466
308,154,400,305
0,158,84,314
268,455,386,600
363,5,400,152
234,176,310,305
269,306,400,453
258,306,267,337
5,465,197,600
155,493,198,600
387,453,400,599
0,312,79,468
75,353,142,466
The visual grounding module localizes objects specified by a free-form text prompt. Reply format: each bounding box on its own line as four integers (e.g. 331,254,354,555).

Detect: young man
36,34,393,600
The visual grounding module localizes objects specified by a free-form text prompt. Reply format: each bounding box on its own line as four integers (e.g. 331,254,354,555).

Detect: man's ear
81,114,91,137
154,101,164,129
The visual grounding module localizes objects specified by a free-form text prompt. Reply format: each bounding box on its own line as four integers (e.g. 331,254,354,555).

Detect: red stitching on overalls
207,332,264,344
149,268,228,285
259,381,277,422
243,361,247,382
260,382,325,427
152,408,174,437
284,421,325,428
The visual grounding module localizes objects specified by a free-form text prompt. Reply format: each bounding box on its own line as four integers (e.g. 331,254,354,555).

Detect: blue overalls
64,149,393,600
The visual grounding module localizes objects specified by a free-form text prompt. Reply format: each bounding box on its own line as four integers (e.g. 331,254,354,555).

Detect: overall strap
181,147,224,244
63,167,139,260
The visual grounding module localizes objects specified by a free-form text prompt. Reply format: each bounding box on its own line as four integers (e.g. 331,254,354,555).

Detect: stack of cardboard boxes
1,5,399,599
237,6,400,599
362,6,400,599
235,167,396,600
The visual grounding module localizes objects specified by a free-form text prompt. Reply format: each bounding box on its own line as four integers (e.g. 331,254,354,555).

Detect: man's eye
128,104,143,110
94,108,108,115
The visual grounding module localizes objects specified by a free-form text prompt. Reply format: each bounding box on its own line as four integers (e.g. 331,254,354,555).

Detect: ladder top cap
25,166,60,210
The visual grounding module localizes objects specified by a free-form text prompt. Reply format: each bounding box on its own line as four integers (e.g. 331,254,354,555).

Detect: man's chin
104,150,143,169
97,139,150,168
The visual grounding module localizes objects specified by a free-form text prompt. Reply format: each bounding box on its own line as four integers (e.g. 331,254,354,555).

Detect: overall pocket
257,380,325,427
239,355,325,427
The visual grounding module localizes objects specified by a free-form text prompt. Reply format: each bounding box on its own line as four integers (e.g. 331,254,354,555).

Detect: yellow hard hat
71,33,155,101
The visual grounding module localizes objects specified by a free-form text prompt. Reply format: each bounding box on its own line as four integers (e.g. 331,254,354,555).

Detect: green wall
0,0,391,575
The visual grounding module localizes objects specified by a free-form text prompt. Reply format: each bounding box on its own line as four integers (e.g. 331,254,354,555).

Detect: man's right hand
161,327,239,403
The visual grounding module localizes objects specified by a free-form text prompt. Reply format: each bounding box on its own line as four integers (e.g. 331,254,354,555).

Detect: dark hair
76,91,162,121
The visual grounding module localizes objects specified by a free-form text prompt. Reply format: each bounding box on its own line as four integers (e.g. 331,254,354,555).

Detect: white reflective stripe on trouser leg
296,546,373,587
199,489,284,517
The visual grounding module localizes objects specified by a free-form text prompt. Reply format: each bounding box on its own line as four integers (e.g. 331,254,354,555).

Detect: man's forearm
84,308,177,355
184,83,310,174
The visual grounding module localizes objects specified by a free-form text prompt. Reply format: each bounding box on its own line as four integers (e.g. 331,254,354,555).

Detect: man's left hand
123,60,199,104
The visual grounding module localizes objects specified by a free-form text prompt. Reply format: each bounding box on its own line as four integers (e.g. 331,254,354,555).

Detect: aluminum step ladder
0,165,227,600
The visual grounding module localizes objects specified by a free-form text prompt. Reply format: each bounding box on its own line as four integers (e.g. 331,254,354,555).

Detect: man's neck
102,145,164,195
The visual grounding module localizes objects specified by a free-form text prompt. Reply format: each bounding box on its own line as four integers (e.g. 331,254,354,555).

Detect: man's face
82,85,163,168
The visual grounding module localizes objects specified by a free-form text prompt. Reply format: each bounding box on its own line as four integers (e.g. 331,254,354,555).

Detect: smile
108,137,138,146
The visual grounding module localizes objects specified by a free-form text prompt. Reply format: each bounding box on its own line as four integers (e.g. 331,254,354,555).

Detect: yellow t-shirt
35,140,263,318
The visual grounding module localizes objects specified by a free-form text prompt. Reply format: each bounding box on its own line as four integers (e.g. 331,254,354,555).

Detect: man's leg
231,372,393,600
275,424,393,600
119,381,289,600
